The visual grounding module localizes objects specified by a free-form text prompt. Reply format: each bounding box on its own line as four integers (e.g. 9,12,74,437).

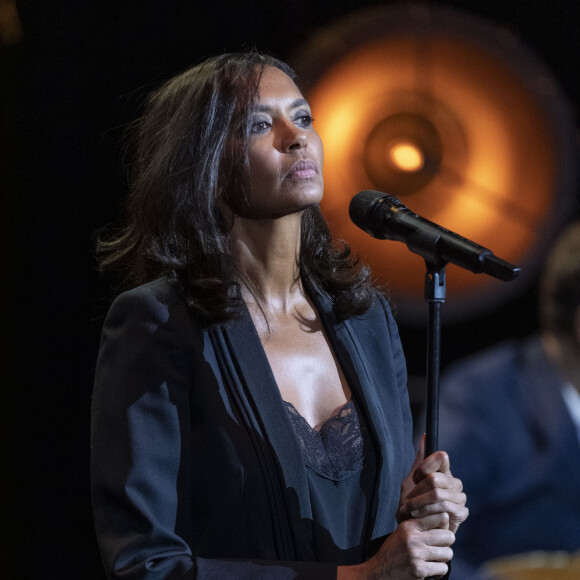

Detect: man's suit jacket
439,336,580,579
91,278,414,579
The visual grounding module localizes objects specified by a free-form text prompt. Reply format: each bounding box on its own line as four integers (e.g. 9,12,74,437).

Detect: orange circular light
389,142,424,172
292,4,577,322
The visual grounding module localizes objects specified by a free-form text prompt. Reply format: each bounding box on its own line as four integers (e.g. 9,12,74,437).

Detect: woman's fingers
402,471,464,508
405,491,469,533
406,471,463,500
413,449,451,482
364,515,455,579
412,512,454,536
399,440,469,537
406,488,467,516
400,451,469,534
399,435,426,506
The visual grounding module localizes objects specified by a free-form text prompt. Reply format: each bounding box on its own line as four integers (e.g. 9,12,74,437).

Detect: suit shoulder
348,291,397,330
106,278,189,329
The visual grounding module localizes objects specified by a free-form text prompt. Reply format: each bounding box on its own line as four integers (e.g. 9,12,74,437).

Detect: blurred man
438,221,580,579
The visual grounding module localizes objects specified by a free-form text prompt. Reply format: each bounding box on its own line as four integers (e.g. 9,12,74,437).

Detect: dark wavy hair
97,51,376,322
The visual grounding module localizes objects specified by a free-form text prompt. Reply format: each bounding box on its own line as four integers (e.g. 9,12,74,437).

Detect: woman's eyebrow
252,98,309,113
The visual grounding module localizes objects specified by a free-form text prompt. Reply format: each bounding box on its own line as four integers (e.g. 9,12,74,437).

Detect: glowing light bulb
389,142,424,172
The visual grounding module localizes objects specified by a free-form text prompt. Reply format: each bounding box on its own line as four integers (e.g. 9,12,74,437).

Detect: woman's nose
281,123,307,152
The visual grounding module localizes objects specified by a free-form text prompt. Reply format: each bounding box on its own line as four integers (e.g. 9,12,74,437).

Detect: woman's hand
337,513,454,579
369,514,454,579
398,435,468,533
337,437,468,579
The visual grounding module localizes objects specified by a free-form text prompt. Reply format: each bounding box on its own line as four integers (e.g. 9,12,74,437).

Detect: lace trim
284,400,364,481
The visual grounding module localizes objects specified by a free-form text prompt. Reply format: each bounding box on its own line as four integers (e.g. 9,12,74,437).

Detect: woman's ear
216,195,236,231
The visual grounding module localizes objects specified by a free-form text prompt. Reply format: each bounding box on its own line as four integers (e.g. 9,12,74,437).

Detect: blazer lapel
310,291,406,541
210,308,315,560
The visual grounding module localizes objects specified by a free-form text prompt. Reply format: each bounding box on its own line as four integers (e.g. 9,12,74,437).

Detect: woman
91,51,467,579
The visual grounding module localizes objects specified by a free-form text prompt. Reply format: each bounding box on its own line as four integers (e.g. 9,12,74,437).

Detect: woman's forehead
257,65,303,103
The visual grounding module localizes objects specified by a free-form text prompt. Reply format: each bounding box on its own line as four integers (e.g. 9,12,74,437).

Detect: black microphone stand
424,260,447,580
395,224,517,453
401,227,449,455
424,260,446,456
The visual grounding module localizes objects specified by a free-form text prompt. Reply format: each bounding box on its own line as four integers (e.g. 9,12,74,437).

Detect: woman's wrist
337,563,367,580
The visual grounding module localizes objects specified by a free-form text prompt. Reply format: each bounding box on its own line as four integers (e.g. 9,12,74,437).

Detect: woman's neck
230,213,305,315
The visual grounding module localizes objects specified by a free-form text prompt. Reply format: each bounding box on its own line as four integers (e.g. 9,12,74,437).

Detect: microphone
349,190,521,281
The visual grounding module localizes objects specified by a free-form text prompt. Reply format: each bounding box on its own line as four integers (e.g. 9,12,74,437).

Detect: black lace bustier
284,400,365,481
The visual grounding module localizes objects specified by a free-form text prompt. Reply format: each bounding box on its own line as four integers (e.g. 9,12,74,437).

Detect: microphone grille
349,190,384,229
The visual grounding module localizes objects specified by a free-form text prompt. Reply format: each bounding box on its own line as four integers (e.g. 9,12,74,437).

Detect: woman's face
242,65,324,219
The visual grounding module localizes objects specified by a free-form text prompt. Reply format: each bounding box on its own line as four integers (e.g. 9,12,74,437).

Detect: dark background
1,0,578,577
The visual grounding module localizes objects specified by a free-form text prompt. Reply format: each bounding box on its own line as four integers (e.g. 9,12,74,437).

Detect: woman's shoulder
105,277,189,328
351,290,395,324
114,277,184,305
341,290,403,354
312,286,398,340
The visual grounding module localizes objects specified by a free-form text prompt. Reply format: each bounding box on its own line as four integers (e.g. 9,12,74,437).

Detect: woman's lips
286,159,318,179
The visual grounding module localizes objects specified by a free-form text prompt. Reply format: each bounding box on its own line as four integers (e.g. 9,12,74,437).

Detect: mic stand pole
424,260,446,456
424,260,447,580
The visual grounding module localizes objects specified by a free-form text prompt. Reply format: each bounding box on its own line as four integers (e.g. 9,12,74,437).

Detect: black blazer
91,278,414,579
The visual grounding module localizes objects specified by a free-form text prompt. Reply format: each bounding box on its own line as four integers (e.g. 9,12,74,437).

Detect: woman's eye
251,120,270,134
295,114,314,128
